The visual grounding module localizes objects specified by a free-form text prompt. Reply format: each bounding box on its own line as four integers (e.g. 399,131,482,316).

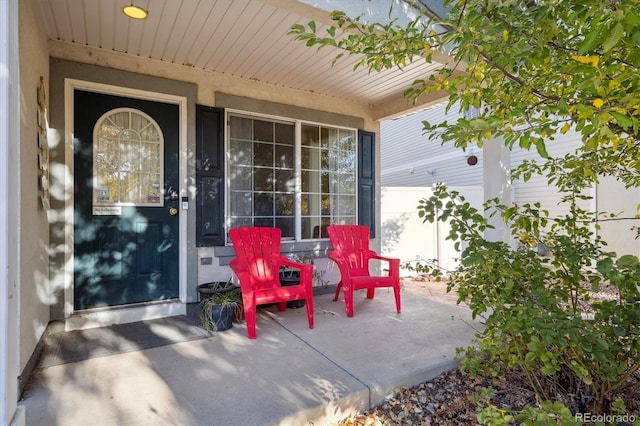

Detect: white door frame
2,0,24,424
63,79,187,330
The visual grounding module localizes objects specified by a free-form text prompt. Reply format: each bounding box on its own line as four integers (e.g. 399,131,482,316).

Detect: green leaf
625,11,640,26
597,258,614,275
578,28,602,54
611,111,633,129
613,326,625,336
617,254,639,269
535,140,549,158
524,351,537,365
602,23,624,52
595,338,609,351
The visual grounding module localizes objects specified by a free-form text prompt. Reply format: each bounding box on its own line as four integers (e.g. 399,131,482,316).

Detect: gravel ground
337,368,495,425
338,367,640,426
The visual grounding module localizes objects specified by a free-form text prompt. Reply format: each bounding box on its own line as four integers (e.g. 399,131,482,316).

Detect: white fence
381,186,484,276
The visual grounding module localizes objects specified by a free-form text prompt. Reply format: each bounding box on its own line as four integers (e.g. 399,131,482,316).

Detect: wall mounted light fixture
122,4,148,20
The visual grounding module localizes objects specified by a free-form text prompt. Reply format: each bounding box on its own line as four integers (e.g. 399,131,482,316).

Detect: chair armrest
327,251,359,280
280,258,313,290
368,253,399,263
281,258,313,273
229,258,253,292
368,253,400,277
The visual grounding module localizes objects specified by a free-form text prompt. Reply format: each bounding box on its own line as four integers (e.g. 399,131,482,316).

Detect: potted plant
197,282,243,333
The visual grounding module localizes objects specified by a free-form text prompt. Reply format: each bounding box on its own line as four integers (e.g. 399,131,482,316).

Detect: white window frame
225,109,357,242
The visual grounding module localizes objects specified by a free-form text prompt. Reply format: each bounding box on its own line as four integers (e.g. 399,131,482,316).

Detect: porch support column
482,136,513,245
1,0,24,424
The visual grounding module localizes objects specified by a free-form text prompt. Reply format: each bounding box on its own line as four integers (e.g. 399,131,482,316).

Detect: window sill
213,239,332,266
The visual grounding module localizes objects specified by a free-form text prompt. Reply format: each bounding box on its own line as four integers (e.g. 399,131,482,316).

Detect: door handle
169,207,178,216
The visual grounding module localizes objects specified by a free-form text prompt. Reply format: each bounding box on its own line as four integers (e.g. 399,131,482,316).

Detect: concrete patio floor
19,282,481,426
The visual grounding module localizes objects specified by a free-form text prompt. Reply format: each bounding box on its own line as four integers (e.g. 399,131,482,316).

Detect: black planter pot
197,281,239,301
209,304,234,331
279,273,306,309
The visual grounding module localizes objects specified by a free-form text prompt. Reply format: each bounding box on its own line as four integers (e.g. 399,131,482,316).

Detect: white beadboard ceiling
36,0,448,116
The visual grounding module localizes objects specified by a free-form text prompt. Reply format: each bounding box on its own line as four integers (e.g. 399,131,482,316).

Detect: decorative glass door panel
94,108,164,206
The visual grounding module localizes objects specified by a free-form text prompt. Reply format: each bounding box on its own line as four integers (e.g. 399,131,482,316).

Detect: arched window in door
92,108,164,206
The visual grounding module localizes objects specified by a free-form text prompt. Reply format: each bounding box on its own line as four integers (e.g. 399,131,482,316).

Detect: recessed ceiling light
122,4,148,20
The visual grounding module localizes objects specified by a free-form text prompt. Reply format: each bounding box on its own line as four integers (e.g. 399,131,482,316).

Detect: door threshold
65,300,186,332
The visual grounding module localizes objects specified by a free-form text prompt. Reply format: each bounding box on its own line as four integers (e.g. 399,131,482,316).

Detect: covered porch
21,283,480,425
2,0,467,424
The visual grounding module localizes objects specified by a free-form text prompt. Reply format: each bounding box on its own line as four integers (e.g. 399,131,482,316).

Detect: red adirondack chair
327,225,401,317
229,227,314,339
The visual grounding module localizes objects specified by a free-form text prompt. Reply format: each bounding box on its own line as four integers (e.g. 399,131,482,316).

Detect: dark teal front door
74,90,180,310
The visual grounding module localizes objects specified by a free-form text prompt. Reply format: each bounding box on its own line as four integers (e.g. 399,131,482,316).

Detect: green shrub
416,181,640,422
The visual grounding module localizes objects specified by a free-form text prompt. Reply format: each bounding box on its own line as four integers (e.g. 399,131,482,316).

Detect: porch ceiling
36,0,450,120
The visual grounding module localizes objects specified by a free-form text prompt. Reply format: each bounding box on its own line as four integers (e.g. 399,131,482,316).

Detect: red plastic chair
327,225,401,317
229,227,314,339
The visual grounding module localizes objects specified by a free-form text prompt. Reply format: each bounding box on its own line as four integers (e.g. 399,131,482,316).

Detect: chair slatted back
327,225,371,277
230,227,282,286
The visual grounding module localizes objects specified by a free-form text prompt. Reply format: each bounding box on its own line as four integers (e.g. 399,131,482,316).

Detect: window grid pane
229,116,297,239
93,109,163,206
300,124,356,239
228,115,356,241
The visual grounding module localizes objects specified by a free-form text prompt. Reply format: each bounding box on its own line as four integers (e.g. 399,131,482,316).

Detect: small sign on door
93,206,122,216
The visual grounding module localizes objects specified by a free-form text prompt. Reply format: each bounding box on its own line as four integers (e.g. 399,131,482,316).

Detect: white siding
381,103,483,187
382,104,640,257
510,129,591,219
511,131,639,256
383,102,590,218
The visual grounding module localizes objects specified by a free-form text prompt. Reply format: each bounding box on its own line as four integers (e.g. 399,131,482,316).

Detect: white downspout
483,136,512,246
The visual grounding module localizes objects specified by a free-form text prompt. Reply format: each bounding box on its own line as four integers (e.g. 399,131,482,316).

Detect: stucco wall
19,0,51,378
3,0,23,422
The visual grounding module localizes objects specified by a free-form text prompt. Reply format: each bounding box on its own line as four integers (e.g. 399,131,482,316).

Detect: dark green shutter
358,130,375,238
196,105,225,246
